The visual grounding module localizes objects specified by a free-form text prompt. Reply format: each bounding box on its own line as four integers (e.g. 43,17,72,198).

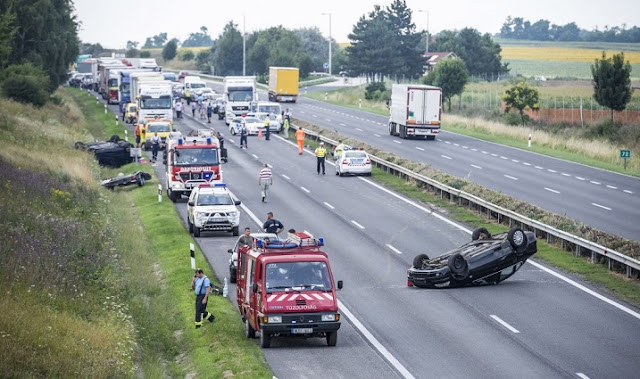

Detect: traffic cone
258,128,263,138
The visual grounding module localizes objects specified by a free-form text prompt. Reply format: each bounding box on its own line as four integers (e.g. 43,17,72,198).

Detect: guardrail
296,126,640,279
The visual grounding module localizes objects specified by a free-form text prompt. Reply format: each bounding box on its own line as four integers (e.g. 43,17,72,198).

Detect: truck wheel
471,228,491,241
245,319,255,339
168,190,179,203
326,331,337,346
448,253,469,280
232,226,239,236
193,227,201,237
427,135,436,141
400,125,407,139
259,328,271,348
389,123,396,136
230,268,237,284
412,254,431,269
507,228,528,254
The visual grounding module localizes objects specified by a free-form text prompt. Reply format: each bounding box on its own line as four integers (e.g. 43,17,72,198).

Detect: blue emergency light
178,138,183,145
214,183,226,187
318,237,324,246
206,137,212,144
256,239,263,248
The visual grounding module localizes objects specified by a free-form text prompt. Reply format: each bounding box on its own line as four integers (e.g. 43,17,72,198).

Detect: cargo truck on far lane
268,67,299,103
388,84,442,140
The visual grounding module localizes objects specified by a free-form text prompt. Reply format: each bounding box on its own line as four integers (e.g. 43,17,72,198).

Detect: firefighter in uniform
191,268,215,328
315,142,327,175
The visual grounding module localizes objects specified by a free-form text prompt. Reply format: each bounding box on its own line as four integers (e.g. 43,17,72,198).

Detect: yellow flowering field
501,46,640,63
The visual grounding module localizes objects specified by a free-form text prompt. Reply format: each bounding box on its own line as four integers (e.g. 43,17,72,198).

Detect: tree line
500,16,640,43
0,0,79,106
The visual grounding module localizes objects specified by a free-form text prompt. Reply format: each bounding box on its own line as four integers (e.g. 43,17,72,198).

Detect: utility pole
322,13,332,75
418,10,429,55
242,14,246,76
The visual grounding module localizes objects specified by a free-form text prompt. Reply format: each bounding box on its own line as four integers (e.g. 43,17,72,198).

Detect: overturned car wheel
412,254,430,269
448,253,469,280
507,228,528,254
472,227,491,241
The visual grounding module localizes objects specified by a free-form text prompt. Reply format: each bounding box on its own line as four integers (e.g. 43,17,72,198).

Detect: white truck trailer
223,76,257,125
388,84,442,140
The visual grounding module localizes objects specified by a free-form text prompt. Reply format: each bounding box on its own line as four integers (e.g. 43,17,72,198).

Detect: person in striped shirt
258,163,273,202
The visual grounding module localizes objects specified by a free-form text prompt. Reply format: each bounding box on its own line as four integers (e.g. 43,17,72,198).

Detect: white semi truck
388,84,442,140
223,76,257,125
137,81,174,122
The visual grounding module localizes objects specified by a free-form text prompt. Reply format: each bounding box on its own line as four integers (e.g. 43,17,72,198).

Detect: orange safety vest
295,129,305,141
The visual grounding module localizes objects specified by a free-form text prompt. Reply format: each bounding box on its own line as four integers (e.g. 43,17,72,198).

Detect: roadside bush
179,49,195,61
0,63,50,107
584,119,619,139
140,50,151,58
502,112,529,126
365,82,386,100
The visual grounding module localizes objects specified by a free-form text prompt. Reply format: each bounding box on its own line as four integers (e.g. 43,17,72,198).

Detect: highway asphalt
204,79,640,242
100,90,640,379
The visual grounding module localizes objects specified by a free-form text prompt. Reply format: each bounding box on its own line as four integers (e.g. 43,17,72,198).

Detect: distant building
423,52,457,74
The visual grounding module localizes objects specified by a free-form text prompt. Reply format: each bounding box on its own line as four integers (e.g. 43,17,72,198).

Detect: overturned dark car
407,228,537,288
101,171,152,190
75,135,133,168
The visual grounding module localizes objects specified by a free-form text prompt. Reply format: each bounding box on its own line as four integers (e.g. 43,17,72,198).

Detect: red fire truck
164,135,222,202
236,231,343,348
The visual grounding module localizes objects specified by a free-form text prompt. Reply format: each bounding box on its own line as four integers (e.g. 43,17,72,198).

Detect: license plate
351,158,363,163
291,328,313,334
211,217,225,222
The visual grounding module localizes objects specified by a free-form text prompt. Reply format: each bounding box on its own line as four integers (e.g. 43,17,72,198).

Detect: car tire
188,218,193,234
365,172,372,177
231,128,236,135
259,328,271,348
448,253,469,280
471,227,491,241
507,228,528,254
413,254,431,269
194,227,201,237
245,319,255,339
326,331,337,346
232,226,239,236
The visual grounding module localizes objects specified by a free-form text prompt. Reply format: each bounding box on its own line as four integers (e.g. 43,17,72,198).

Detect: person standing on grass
258,163,273,202
295,126,305,155
191,268,215,329
134,123,141,148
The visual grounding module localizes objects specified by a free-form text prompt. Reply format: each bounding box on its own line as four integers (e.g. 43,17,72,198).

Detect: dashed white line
576,176,586,181
481,151,488,154
282,174,290,180
591,203,611,211
523,162,531,166
590,181,601,185
490,315,520,333
266,164,273,168
500,156,508,160
624,190,633,194
453,143,460,147
561,173,571,177
340,123,346,126
351,220,365,229
511,159,520,163
300,186,311,193
470,164,483,169
576,373,590,379
445,141,451,145
312,114,317,117
471,148,478,152
251,154,259,159
606,185,617,189
326,119,332,122
324,202,335,210
356,128,363,131
545,187,561,194
374,134,381,137
441,155,452,160
504,175,518,181
385,244,403,255
415,147,425,151
548,169,557,173
535,166,543,169
462,146,469,149
393,140,401,143
491,153,498,157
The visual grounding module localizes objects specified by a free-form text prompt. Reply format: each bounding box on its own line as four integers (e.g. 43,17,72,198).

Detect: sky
74,0,640,49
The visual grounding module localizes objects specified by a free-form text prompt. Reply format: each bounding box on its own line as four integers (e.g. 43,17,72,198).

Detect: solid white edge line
527,261,640,321
239,203,263,229
591,203,611,211
300,186,311,193
251,154,259,159
386,244,403,255
490,315,520,333
337,300,416,379
544,188,560,194
281,174,290,180
324,202,335,209
576,373,590,379
351,220,365,229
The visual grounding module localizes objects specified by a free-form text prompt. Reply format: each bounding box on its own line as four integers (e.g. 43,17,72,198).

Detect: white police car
335,147,372,176
187,184,241,237
229,116,263,136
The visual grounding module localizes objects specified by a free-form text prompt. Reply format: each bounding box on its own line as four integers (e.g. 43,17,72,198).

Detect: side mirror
162,159,167,165
252,282,258,293
227,249,233,254
234,200,241,206
337,280,343,290
188,201,194,206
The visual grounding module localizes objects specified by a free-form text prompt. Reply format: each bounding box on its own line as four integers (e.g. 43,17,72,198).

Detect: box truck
268,67,299,103
388,84,442,140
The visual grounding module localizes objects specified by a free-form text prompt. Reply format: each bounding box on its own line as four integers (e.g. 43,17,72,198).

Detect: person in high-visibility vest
315,142,327,175
264,115,270,140
295,126,305,155
334,140,345,160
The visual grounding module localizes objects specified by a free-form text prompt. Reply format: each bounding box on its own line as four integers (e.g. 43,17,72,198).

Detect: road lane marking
545,188,560,194
523,162,531,166
504,175,518,180
471,148,478,151
340,123,346,126
356,128,363,131
393,140,401,143
374,134,381,137
445,141,451,144
548,169,557,173
326,119,332,122
454,143,459,147
441,155,452,160
470,164,482,169
576,373,591,379
535,166,543,169
337,300,415,379
282,174,290,180
415,147,425,151
624,190,633,194
385,244,403,255
323,202,335,210
300,186,311,193
351,220,365,229
251,154,259,159
491,153,498,157
490,315,520,333
576,176,586,181
462,146,469,149
481,151,488,154
266,164,272,168
500,156,508,160
512,159,519,163
590,181,601,185
591,203,611,211
312,114,317,117
606,185,617,189
561,173,571,177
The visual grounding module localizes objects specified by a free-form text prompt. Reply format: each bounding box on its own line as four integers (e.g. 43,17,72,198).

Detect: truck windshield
173,148,219,166
190,83,206,89
265,262,332,293
259,105,280,114
139,96,171,109
108,78,118,87
228,87,254,102
120,83,130,93
197,193,233,206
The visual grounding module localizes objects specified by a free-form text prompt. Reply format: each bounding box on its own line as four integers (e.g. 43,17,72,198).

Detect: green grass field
505,59,640,80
